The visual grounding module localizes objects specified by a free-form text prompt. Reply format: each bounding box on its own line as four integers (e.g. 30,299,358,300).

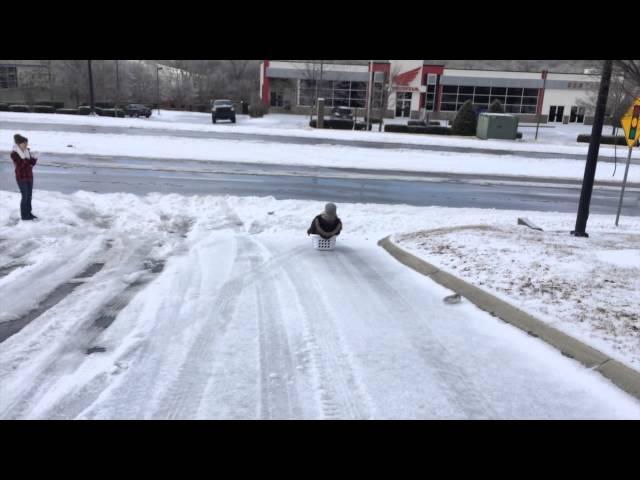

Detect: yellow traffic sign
620,97,640,148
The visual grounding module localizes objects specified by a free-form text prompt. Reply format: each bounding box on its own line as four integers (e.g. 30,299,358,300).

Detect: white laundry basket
310,234,336,250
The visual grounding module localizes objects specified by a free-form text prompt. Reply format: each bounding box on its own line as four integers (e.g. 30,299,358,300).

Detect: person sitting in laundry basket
307,203,342,239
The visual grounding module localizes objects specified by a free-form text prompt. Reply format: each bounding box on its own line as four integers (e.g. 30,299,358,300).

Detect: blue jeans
17,180,33,219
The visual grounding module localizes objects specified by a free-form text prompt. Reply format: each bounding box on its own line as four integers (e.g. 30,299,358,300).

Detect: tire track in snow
334,247,499,419
0,238,174,419
157,236,257,419
0,263,27,279
0,262,106,344
277,246,374,420
92,259,165,330
251,243,304,420
80,204,248,419
72,249,207,419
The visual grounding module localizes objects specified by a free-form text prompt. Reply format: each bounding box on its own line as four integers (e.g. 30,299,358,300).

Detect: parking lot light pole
88,60,96,115
115,60,120,110
366,60,373,131
535,69,548,140
156,65,163,115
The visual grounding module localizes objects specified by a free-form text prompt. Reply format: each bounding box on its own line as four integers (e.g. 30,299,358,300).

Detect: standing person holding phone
11,134,38,221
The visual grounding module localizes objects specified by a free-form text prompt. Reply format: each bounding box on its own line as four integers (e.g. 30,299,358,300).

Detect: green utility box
476,113,519,140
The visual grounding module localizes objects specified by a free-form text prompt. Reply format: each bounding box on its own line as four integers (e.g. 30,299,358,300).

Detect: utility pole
115,60,120,110
379,65,391,132
535,69,548,140
47,60,53,101
156,65,163,115
366,60,373,131
571,59,613,238
87,60,95,115
312,61,318,122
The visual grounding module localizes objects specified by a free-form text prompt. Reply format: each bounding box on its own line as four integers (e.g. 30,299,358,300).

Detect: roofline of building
264,60,597,76
430,65,597,76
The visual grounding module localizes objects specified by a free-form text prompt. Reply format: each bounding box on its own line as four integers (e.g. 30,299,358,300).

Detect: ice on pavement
1,190,639,419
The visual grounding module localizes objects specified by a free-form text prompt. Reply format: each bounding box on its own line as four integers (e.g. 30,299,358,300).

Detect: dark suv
126,104,152,118
331,106,353,120
211,99,236,123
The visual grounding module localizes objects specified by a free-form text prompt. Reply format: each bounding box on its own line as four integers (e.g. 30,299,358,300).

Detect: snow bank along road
2,118,638,164
1,192,639,419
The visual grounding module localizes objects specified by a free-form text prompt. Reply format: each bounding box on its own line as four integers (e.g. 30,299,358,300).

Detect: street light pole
366,60,373,131
571,59,613,238
115,60,120,110
47,60,53,101
535,69,548,141
156,65,162,115
87,60,96,115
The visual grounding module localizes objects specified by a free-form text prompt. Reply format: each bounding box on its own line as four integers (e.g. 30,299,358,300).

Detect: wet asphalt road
2,160,636,217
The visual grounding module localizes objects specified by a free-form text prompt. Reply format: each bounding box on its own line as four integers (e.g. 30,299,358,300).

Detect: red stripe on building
422,65,445,112
370,62,391,74
421,65,445,83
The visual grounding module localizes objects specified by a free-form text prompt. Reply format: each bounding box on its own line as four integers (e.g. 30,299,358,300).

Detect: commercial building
260,60,603,124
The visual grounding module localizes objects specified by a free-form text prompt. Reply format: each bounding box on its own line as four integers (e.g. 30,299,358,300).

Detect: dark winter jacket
307,214,342,239
11,149,37,182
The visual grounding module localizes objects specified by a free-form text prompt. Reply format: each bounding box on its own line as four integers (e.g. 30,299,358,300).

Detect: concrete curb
378,235,640,401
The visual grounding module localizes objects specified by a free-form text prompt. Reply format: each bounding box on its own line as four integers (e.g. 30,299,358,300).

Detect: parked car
331,106,353,120
126,104,152,118
211,99,236,123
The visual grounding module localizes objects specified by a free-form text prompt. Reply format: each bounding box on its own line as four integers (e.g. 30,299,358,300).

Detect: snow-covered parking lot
1,190,639,419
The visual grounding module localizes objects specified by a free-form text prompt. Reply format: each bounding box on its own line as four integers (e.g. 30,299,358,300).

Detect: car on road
126,104,152,118
331,106,353,120
211,99,236,123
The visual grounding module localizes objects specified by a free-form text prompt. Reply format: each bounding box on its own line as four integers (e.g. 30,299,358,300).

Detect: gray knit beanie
324,203,337,217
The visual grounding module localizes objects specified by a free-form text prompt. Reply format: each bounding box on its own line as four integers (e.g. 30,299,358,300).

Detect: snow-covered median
395,222,640,370
2,110,635,157
2,128,638,183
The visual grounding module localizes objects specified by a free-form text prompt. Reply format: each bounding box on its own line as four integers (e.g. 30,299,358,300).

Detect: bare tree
614,60,640,97
51,60,90,106
371,63,402,131
124,61,156,104
578,62,637,134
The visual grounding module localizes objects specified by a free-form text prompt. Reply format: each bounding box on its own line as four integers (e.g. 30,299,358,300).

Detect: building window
440,84,539,113
297,79,369,108
570,106,585,123
425,74,438,111
270,91,284,107
395,92,412,117
0,66,18,89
